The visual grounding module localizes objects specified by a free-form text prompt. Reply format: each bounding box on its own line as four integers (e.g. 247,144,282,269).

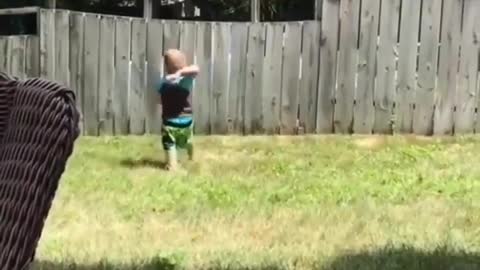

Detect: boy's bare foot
165,163,178,171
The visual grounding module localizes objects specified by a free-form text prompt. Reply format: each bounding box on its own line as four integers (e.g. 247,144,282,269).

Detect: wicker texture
0,75,80,270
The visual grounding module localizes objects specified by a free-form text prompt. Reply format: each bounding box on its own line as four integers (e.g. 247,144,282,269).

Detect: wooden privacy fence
1,0,480,136
0,36,39,80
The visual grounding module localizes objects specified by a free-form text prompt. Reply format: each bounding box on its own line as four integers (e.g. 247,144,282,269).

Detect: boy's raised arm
178,65,200,78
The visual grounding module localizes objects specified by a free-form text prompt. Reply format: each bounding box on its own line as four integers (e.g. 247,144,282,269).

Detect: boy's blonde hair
164,49,187,74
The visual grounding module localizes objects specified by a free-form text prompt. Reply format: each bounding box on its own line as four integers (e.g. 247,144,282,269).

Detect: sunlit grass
33,135,480,269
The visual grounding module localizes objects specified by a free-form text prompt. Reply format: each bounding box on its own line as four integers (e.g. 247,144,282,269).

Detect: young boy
157,49,199,170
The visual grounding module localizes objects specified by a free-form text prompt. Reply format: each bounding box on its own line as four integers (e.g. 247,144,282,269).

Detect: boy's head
164,49,187,74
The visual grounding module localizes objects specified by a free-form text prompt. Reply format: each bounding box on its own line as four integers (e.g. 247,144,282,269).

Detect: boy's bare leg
186,124,194,161
186,142,194,161
165,148,178,170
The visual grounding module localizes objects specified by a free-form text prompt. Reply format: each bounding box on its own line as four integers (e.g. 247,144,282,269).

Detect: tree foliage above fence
0,0,315,21
56,0,144,17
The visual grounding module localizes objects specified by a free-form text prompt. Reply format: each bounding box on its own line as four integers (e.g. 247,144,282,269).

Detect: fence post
144,0,152,19
251,0,260,22
315,0,322,20
46,0,56,9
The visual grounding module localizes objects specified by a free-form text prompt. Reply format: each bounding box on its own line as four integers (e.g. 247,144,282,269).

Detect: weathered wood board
114,17,131,135
25,36,40,78
194,22,213,134
354,0,380,134
54,9,69,85
146,19,163,134
477,69,480,133
280,22,302,134
245,23,265,134
69,12,85,134
163,20,181,51
228,23,248,134
211,23,231,134
9,36,26,79
413,0,442,135
5,38,12,74
317,0,340,133
334,0,360,134
299,21,321,134
434,0,462,135
0,38,8,73
179,21,196,65
98,15,116,135
40,9,55,80
262,23,284,134
130,19,147,135
394,0,421,133
83,14,100,136
374,0,400,134
455,0,480,134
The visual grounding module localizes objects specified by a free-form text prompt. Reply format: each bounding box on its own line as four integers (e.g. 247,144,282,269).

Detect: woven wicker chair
0,73,80,270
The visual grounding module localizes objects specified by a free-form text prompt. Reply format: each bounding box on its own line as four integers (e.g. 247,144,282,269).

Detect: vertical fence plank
194,22,213,134
211,23,231,134
435,0,462,135
25,36,40,78
413,0,442,135
9,36,26,79
83,14,100,136
280,22,302,134
374,0,400,134
299,21,320,134
245,23,265,134
477,69,480,133
455,0,480,134
146,20,163,135
354,0,380,134
69,12,85,134
262,23,283,134
334,0,360,134
55,10,69,86
395,0,421,133
114,17,131,135
130,19,147,135
98,15,115,135
180,21,196,65
228,23,248,134
317,0,340,133
163,21,181,50
40,9,55,80
5,38,12,74
0,38,7,72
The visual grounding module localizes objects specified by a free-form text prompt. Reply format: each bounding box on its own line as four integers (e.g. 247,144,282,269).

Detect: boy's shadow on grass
120,158,167,170
33,246,480,270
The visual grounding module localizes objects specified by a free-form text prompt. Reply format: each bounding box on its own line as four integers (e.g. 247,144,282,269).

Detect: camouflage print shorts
161,124,193,150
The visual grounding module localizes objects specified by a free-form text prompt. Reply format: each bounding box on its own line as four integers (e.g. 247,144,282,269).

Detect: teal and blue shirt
156,76,194,127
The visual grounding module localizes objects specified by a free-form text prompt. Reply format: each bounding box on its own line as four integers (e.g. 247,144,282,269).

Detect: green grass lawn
33,135,480,270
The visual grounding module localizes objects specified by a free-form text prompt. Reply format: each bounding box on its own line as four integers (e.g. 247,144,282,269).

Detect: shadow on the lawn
33,246,480,270
32,257,177,270
321,246,480,270
120,158,167,169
